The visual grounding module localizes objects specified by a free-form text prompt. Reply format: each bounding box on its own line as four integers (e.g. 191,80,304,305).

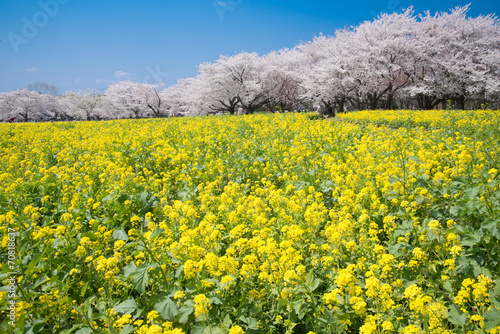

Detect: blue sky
1,0,499,93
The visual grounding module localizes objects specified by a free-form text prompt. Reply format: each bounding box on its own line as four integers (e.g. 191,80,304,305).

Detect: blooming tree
406,5,500,109
163,78,211,116
2,5,499,117
197,52,271,114
262,48,307,112
0,89,62,122
63,89,110,120
105,81,168,118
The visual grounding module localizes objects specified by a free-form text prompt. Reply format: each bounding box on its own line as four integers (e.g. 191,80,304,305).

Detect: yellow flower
174,291,185,300
229,325,245,334
193,294,210,318
359,315,377,334
350,296,367,315
382,321,394,332
147,310,160,321
428,220,440,231
114,314,133,328
401,325,421,334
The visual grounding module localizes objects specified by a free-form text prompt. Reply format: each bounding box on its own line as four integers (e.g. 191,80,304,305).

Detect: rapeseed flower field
1,111,500,333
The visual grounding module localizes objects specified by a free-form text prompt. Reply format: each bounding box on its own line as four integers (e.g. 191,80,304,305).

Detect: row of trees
175,5,500,116
1,5,499,121
0,83,171,122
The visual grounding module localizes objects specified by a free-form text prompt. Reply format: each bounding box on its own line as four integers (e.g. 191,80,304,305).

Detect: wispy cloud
114,70,131,78
25,67,40,73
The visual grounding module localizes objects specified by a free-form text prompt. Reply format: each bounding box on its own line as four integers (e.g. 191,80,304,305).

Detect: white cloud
114,70,131,78
25,67,40,73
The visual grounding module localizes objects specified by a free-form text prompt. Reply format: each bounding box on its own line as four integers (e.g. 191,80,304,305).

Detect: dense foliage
1,110,499,333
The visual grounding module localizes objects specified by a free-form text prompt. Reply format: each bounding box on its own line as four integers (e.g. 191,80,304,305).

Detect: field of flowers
1,110,500,334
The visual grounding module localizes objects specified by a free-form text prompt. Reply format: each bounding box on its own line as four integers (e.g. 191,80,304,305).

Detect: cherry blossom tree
197,52,270,114
298,5,499,112
3,5,499,119
192,63,240,115
350,8,416,110
299,33,356,115
262,48,307,112
63,89,110,120
0,89,62,122
163,78,211,116
137,83,168,117
105,81,168,118
407,6,500,109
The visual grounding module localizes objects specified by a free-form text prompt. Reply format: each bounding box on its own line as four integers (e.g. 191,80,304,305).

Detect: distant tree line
1,5,499,122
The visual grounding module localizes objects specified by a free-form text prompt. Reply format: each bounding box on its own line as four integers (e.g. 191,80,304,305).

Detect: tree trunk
369,95,379,110
385,93,394,110
321,102,336,117
455,95,466,110
336,97,345,114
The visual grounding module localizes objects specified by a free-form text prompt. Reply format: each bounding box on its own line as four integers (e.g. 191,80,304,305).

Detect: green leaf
178,303,193,324
121,325,135,334
113,299,137,315
388,176,398,184
77,281,88,298
132,263,157,293
449,206,460,216
388,242,406,257
470,259,492,278
305,270,321,292
294,181,309,191
59,324,84,334
415,195,424,205
154,297,178,320
211,296,223,305
484,307,500,330
243,317,260,330
222,314,232,328
490,291,500,308
177,189,188,201
24,253,44,276
443,280,453,293
25,320,45,334
75,328,92,334
123,262,137,278
461,233,481,247
482,220,500,239
293,299,306,319
87,303,92,320
448,304,467,326
401,279,418,288
318,314,332,323
112,229,129,241
190,324,210,334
